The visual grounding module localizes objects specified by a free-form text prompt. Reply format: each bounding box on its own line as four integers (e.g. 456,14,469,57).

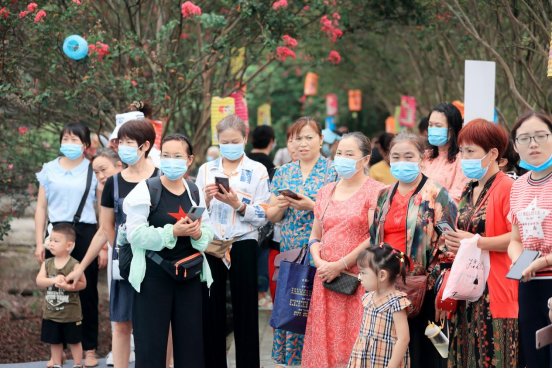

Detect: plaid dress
348,291,411,368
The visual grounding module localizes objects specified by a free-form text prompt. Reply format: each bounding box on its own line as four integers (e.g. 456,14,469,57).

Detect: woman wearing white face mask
34,122,100,367
195,115,271,368
302,132,387,368
66,119,158,367
121,133,213,367
444,119,518,368
370,132,457,368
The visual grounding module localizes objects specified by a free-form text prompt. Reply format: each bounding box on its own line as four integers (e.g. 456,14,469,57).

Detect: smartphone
536,324,552,349
435,220,455,236
188,206,205,221
278,188,301,200
506,249,540,280
215,176,230,193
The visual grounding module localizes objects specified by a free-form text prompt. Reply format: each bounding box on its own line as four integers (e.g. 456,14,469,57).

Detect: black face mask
369,147,383,166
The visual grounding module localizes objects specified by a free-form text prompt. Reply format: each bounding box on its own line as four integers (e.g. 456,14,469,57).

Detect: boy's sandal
47,352,67,368
84,350,98,368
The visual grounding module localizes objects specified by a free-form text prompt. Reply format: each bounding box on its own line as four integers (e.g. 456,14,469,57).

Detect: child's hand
53,275,65,287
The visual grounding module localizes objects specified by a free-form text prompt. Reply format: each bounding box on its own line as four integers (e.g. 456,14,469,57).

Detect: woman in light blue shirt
34,122,100,366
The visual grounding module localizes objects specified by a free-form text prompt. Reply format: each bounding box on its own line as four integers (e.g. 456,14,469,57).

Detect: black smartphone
215,176,230,193
435,220,455,236
188,206,205,221
278,188,301,200
506,249,540,280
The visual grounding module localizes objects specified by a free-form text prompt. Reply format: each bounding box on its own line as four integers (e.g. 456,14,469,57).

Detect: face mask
60,143,84,160
219,143,245,161
206,155,216,162
160,159,188,181
461,153,490,180
333,156,361,179
428,127,449,147
519,153,552,172
118,145,142,165
390,161,420,183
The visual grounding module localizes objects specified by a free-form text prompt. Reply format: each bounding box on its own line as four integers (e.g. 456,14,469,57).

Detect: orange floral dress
302,178,386,368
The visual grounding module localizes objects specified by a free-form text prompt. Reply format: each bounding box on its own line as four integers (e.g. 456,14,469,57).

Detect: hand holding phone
215,177,230,194
435,220,455,236
278,188,301,200
188,206,205,221
507,249,540,280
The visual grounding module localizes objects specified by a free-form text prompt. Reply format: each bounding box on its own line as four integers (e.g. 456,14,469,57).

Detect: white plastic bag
442,234,490,302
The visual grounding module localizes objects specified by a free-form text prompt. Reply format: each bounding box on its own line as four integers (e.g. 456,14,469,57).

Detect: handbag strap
73,163,93,224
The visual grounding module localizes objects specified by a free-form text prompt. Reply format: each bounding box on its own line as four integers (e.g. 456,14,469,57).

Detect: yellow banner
231,47,246,76
211,97,236,145
257,103,271,126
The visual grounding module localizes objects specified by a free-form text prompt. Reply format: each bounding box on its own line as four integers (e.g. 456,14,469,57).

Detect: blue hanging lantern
63,35,88,60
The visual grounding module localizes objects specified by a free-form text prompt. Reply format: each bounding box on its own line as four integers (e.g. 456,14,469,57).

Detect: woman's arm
507,224,524,263
34,186,48,263
388,309,410,368
237,169,272,228
477,233,511,251
308,218,324,267
266,194,289,223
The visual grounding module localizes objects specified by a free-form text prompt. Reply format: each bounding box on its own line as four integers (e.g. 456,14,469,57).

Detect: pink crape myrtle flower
327,50,341,64
282,35,298,48
181,1,202,18
0,7,10,19
272,0,288,10
19,10,29,18
276,46,296,62
18,126,29,135
34,9,46,23
27,2,38,12
72,0,82,4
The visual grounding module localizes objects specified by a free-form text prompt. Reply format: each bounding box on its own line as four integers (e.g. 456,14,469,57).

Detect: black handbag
323,272,360,295
147,251,203,282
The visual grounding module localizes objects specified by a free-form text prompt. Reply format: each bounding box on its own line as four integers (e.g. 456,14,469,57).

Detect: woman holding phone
444,119,518,368
195,115,271,368
508,112,552,367
266,117,337,367
369,132,457,368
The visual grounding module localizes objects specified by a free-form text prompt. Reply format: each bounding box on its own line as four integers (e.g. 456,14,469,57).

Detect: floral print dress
270,156,337,366
448,173,518,368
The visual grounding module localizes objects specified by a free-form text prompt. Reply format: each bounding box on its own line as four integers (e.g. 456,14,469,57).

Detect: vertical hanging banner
150,119,164,149
385,116,396,133
211,97,236,145
464,60,496,124
393,106,402,132
230,47,246,76
257,103,271,126
398,96,416,128
304,72,319,96
326,93,338,116
548,30,552,78
230,90,250,136
348,90,362,112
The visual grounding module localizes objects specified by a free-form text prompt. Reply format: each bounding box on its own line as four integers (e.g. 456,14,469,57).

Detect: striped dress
348,291,411,368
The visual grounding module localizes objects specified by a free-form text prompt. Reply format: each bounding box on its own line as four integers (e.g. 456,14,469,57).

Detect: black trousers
50,222,98,351
202,239,260,368
518,279,552,368
408,289,447,368
133,258,204,368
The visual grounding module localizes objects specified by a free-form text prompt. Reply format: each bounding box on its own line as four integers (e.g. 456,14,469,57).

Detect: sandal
84,350,98,368
47,351,67,368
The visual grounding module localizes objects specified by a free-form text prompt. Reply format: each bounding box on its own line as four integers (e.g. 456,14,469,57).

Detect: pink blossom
72,0,82,4
87,44,96,55
272,0,288,10
327,50,341,64
282,35,298,48
88,42,110,61
302,5,310,11
131,80,138,87
179,32,190,39
276,46,296,62
34,9,46,23
18,126,28,135
27,2,38,12
0,7,9,19
19,10,29,18
320,14,343,42
7,163,13,170
181,1,202,18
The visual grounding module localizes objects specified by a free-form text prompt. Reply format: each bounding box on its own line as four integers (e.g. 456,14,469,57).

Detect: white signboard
464,60,496,124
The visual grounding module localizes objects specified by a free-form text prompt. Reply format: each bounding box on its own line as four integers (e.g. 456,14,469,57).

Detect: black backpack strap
73,163,93,224
185,179,201,205
113,173,119,215
146,176,163,215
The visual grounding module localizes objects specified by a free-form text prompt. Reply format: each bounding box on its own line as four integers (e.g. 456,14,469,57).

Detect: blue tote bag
270,246,316,335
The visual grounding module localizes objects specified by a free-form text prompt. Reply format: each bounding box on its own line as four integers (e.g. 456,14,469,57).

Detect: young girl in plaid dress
348,243,411,368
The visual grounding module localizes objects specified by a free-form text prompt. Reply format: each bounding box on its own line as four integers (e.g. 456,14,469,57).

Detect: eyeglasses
515,134,551,146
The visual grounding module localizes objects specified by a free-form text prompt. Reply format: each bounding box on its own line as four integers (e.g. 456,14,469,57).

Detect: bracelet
308,239,320,248
341,257,348,270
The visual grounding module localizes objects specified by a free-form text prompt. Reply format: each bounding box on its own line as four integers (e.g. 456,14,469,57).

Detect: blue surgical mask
206,155,216,162
118,145,142,165
390,161,420,183
160,159,188,181
333,156,361,179
428,127,449,147
219,143,245,161
519,154,552,172
461,153,489,180
60,143,83,160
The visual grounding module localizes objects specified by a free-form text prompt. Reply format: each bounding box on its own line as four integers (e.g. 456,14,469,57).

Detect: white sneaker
129,350,135,363
105,351,114,367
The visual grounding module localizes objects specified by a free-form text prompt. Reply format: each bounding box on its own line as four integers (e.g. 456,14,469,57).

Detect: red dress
302,178,387,368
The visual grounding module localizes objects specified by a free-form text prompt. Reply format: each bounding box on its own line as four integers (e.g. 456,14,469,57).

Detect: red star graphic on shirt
168,206,187,221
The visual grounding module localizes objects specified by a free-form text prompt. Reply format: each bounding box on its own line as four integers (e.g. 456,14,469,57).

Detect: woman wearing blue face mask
34,122,101,367
422,103,468,203
444,119,518,368
507,112,552,368
370,132,457,368
196,115,271,368
302,132,387,367
121,133,213,367
66,119,158,367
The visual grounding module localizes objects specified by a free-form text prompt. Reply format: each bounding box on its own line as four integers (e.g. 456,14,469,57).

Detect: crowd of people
32,100,552,368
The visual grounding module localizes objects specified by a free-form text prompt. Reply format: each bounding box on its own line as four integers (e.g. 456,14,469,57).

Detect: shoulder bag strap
113,173,119,215
73,163,93,224
146,176,163,215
